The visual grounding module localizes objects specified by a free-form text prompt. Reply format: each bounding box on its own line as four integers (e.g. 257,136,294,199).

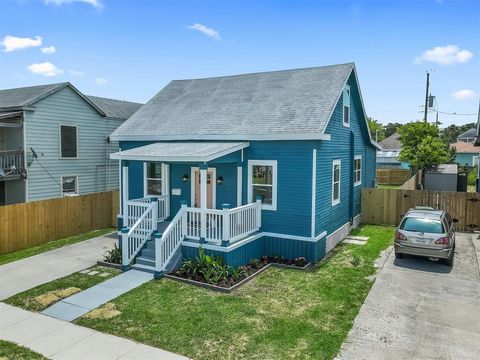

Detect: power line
428,109,478,116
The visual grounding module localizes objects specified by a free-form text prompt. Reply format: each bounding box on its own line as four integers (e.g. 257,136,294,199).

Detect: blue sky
0,0,479,127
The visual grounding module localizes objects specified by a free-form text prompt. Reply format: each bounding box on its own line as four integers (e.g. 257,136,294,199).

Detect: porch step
132,263,156,274
136,257,155,267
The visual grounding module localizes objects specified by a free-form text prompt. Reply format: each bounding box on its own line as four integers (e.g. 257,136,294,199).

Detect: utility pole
423,71,430,122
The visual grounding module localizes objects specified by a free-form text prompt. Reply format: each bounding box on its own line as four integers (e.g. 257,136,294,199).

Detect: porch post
199,163,208,243
236,162,243,207
151,197,158,232
121,226,131,271
256,195,262,230
122,162,129,226
222,203,230,247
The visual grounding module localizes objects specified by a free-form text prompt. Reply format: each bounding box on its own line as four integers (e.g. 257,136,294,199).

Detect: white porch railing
228,202,262,242
129,194,170,221
121,198,158,266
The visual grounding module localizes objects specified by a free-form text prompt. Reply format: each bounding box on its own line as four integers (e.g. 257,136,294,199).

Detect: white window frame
248,160,277,211
473,155,479,166
343,85,351,128
60,175,79,197
143,162,167,197
354,155,362,186
332,159,341,206
59,124,78,159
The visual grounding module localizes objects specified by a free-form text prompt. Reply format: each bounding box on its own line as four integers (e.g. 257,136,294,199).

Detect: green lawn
0,340,46,360
5,265,121,312
0,228,115,266
74,225,395,360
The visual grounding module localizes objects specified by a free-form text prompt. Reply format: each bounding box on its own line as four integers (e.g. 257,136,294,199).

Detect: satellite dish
30,147,38,159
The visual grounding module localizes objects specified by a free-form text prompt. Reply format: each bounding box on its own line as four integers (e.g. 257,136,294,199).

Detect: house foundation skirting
325,213,361,253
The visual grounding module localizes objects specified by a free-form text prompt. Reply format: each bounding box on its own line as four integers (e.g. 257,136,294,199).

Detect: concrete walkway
42,270,153,322
0,302,188,359
0,233,117,300
336,232,480,360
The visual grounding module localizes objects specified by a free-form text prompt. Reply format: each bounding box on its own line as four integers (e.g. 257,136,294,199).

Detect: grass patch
4,266,120,312
0,340,46,360
76,225,395,360
0,228,115,266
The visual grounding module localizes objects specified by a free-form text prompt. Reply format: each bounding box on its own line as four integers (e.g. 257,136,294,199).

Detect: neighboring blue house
0,82,142,205
451,141,479,167
110,63,380,277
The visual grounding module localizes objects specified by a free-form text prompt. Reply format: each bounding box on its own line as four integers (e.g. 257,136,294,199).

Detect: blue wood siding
455,153,479,167
181,235,325,267
25,86,123,201
315,73,376,237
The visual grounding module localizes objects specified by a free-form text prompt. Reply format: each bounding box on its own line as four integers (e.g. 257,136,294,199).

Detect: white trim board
311,149,317,238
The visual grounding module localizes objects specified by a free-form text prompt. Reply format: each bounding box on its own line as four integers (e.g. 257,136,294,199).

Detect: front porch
111,142,263,275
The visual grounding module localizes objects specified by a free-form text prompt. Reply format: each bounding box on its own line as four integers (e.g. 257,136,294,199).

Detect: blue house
110,63,380,277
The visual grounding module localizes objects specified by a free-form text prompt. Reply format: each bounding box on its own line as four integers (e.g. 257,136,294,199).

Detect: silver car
394,206,456,266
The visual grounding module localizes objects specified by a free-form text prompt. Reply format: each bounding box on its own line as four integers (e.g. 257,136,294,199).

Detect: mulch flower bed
170,255,310,292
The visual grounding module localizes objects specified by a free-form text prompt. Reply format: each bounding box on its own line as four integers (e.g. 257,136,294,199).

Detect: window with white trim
248,160,277,210
332,160,341,205
145,163,162,196
354,155,362,186
473,155,479,167
343,85,350,127
61,176,78,197
60,125,77,158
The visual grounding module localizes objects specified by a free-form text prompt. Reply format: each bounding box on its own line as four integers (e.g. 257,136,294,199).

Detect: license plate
412,237,429,244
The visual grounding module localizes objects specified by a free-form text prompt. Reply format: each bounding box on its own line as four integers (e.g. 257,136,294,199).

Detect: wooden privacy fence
361,188,480,232
0,191,119,254
376,169,412,185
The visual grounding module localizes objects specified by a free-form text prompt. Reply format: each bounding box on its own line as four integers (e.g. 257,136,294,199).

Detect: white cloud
69,69,85,76
187,23,220,40
1,35,42,52
95,77,107,85
41,46,56,54
414,45,473,65
27,62,63,77
44,0,102,9
451,89,478,100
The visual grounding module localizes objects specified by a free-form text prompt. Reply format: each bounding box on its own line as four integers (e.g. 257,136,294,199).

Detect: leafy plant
248,258,261,269
294,257,308,267
104,243,121,264
350,254,361,267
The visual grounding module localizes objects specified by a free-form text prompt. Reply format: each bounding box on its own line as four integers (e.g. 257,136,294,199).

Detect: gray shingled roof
86,95,142,119
457,128,476,139
379,132,402,150
0,83,67,109
0,82,141,119
111,63,355,140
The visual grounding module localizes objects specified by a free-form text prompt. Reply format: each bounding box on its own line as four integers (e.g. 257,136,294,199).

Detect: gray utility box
424,164,458,192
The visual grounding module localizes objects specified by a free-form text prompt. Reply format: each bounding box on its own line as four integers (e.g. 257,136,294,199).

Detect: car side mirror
453,218,459,224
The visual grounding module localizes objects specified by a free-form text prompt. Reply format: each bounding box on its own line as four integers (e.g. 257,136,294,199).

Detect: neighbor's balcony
0,150,25,179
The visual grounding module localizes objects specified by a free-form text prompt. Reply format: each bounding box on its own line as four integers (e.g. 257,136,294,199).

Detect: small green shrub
104,243,122,264
467,168,477,186
350,254,361,267
248,258,261,269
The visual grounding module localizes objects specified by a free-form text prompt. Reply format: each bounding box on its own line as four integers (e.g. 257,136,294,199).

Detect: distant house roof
110,62,378,146
86,95,142,119
0,82,141,119
451,141,480,154
457,128,477,140
476,102,480,147
379,132,401,150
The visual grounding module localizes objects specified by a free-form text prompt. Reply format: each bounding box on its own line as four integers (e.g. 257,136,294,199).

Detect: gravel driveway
336,232,480,360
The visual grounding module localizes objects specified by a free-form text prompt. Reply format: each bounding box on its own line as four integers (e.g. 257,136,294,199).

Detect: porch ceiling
110,141,249,163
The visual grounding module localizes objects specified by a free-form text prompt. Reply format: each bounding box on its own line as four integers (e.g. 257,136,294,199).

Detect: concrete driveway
337,232,480,360
0,233,116,300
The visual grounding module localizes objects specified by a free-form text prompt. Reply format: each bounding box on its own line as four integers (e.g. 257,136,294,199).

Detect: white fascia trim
110,142,249,163
181,231,328,252
110,133,331,142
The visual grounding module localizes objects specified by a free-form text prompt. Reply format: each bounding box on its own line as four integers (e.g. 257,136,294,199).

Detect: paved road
337,232,480,360
0,233,116,300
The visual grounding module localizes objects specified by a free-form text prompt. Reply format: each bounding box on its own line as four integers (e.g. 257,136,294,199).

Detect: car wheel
395,251,404,259
444,251,454,266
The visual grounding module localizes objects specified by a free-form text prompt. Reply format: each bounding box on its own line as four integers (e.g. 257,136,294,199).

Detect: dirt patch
34,287,81,307
84,303,121,320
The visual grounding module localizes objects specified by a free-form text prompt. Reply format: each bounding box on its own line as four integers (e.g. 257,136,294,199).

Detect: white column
122,164,129,225
237,164,242,207
200,164,208,241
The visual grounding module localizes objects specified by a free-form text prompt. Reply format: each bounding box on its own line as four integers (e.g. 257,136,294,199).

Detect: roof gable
111,63,355,141
380,133,402,150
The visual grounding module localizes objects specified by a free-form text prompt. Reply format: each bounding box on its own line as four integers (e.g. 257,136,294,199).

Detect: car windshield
400,217,444,234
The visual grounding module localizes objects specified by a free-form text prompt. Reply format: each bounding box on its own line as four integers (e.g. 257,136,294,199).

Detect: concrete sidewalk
42,270,153,322
0,302,188,359
336,232,480,360
0,233,117,300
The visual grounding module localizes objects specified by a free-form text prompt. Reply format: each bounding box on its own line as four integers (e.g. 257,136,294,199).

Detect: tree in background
384,122,403,138
367,117,385,142
398,122,455,179
440,122,476,144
